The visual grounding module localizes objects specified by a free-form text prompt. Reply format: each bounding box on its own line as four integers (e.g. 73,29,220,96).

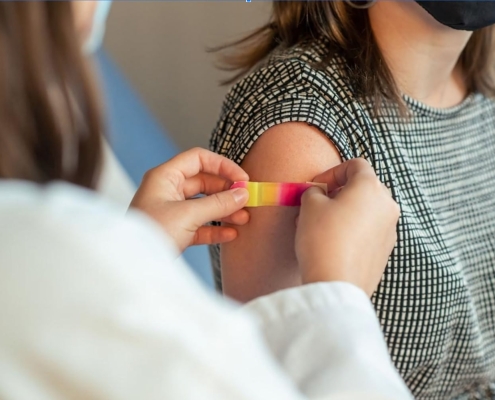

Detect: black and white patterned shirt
209,39,495,399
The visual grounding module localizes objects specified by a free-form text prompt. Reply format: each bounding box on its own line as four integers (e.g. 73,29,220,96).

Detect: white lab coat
0,181,412,400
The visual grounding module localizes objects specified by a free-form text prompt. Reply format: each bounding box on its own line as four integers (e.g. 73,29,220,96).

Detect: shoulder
211,39,360,165
0,181,222,337
220,39,353,116
0,181,180,295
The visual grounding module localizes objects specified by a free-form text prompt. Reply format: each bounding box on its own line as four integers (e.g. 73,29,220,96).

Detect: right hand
130,148,249,253
295,159,400,297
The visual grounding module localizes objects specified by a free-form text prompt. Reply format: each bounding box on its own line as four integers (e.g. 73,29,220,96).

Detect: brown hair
0,1,104,189
215,2,495,113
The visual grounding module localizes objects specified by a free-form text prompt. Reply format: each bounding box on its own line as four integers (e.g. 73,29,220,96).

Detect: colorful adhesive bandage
230,181,328,207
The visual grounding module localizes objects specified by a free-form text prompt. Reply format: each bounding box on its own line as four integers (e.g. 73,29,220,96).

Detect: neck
368,1,472,108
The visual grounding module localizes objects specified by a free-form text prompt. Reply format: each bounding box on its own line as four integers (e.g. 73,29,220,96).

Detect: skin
368,1,472,108
221,1,471,302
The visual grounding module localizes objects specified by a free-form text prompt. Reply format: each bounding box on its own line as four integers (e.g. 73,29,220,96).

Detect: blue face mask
83,1,113,54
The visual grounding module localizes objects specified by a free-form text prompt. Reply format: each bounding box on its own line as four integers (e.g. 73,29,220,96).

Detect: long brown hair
0,1,103,189
215,2,495,112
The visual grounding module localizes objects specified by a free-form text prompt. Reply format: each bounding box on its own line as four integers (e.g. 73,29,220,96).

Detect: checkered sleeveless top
209,39,495,399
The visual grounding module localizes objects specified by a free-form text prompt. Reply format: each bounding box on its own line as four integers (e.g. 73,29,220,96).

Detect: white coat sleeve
244,283,413,400
0,183,412,400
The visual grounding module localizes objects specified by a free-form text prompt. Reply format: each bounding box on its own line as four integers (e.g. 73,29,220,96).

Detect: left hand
130,148,250,253
295,159,399,296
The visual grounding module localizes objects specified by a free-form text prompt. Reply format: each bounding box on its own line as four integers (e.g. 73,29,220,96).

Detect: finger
328,187,342,198
183,172,231,198
193,226,238,246
221,209,250,225
186,188,249,227
300,186,328,207
312,158,376,192
156,148,249,183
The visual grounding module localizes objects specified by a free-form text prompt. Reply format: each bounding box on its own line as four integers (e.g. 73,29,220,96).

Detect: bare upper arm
221,122,342,302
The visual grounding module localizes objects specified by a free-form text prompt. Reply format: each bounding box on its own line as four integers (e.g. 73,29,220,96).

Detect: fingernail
232,188,249,204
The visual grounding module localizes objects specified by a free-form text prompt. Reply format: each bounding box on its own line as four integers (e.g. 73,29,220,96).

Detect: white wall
104,2,270,150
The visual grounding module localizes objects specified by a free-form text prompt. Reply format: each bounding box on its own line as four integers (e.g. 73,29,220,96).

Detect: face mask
83,1,113,54
415,1,495,31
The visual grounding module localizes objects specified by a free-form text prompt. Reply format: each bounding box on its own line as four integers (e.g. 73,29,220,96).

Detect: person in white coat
0,2,411,400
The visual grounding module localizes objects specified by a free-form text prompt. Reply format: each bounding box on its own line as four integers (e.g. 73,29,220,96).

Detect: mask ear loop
344,0,377,9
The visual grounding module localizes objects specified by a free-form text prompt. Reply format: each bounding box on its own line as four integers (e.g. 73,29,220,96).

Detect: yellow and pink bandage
230,181,328,207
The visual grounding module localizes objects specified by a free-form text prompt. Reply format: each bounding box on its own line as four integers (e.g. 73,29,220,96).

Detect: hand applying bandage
130,148,250,253
295,159,400,297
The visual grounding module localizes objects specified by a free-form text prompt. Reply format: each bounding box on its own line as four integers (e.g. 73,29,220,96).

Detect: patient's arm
221,122,342,302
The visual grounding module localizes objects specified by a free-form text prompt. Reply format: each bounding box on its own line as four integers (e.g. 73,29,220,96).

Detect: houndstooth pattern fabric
209,39,495,399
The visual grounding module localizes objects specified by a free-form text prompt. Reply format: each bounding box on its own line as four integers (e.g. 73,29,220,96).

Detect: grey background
104,2,270,149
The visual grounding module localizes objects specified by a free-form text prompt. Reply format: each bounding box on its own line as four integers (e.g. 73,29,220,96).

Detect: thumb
301,186,327,207
187,188,249,227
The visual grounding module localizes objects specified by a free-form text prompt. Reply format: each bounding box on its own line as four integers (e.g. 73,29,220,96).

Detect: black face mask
415,1,495,31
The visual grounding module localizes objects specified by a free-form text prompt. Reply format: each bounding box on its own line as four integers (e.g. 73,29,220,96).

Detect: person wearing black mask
208,0,495,398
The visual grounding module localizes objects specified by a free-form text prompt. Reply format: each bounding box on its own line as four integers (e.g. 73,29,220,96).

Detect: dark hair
0,1,104,189
214,2,495,113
